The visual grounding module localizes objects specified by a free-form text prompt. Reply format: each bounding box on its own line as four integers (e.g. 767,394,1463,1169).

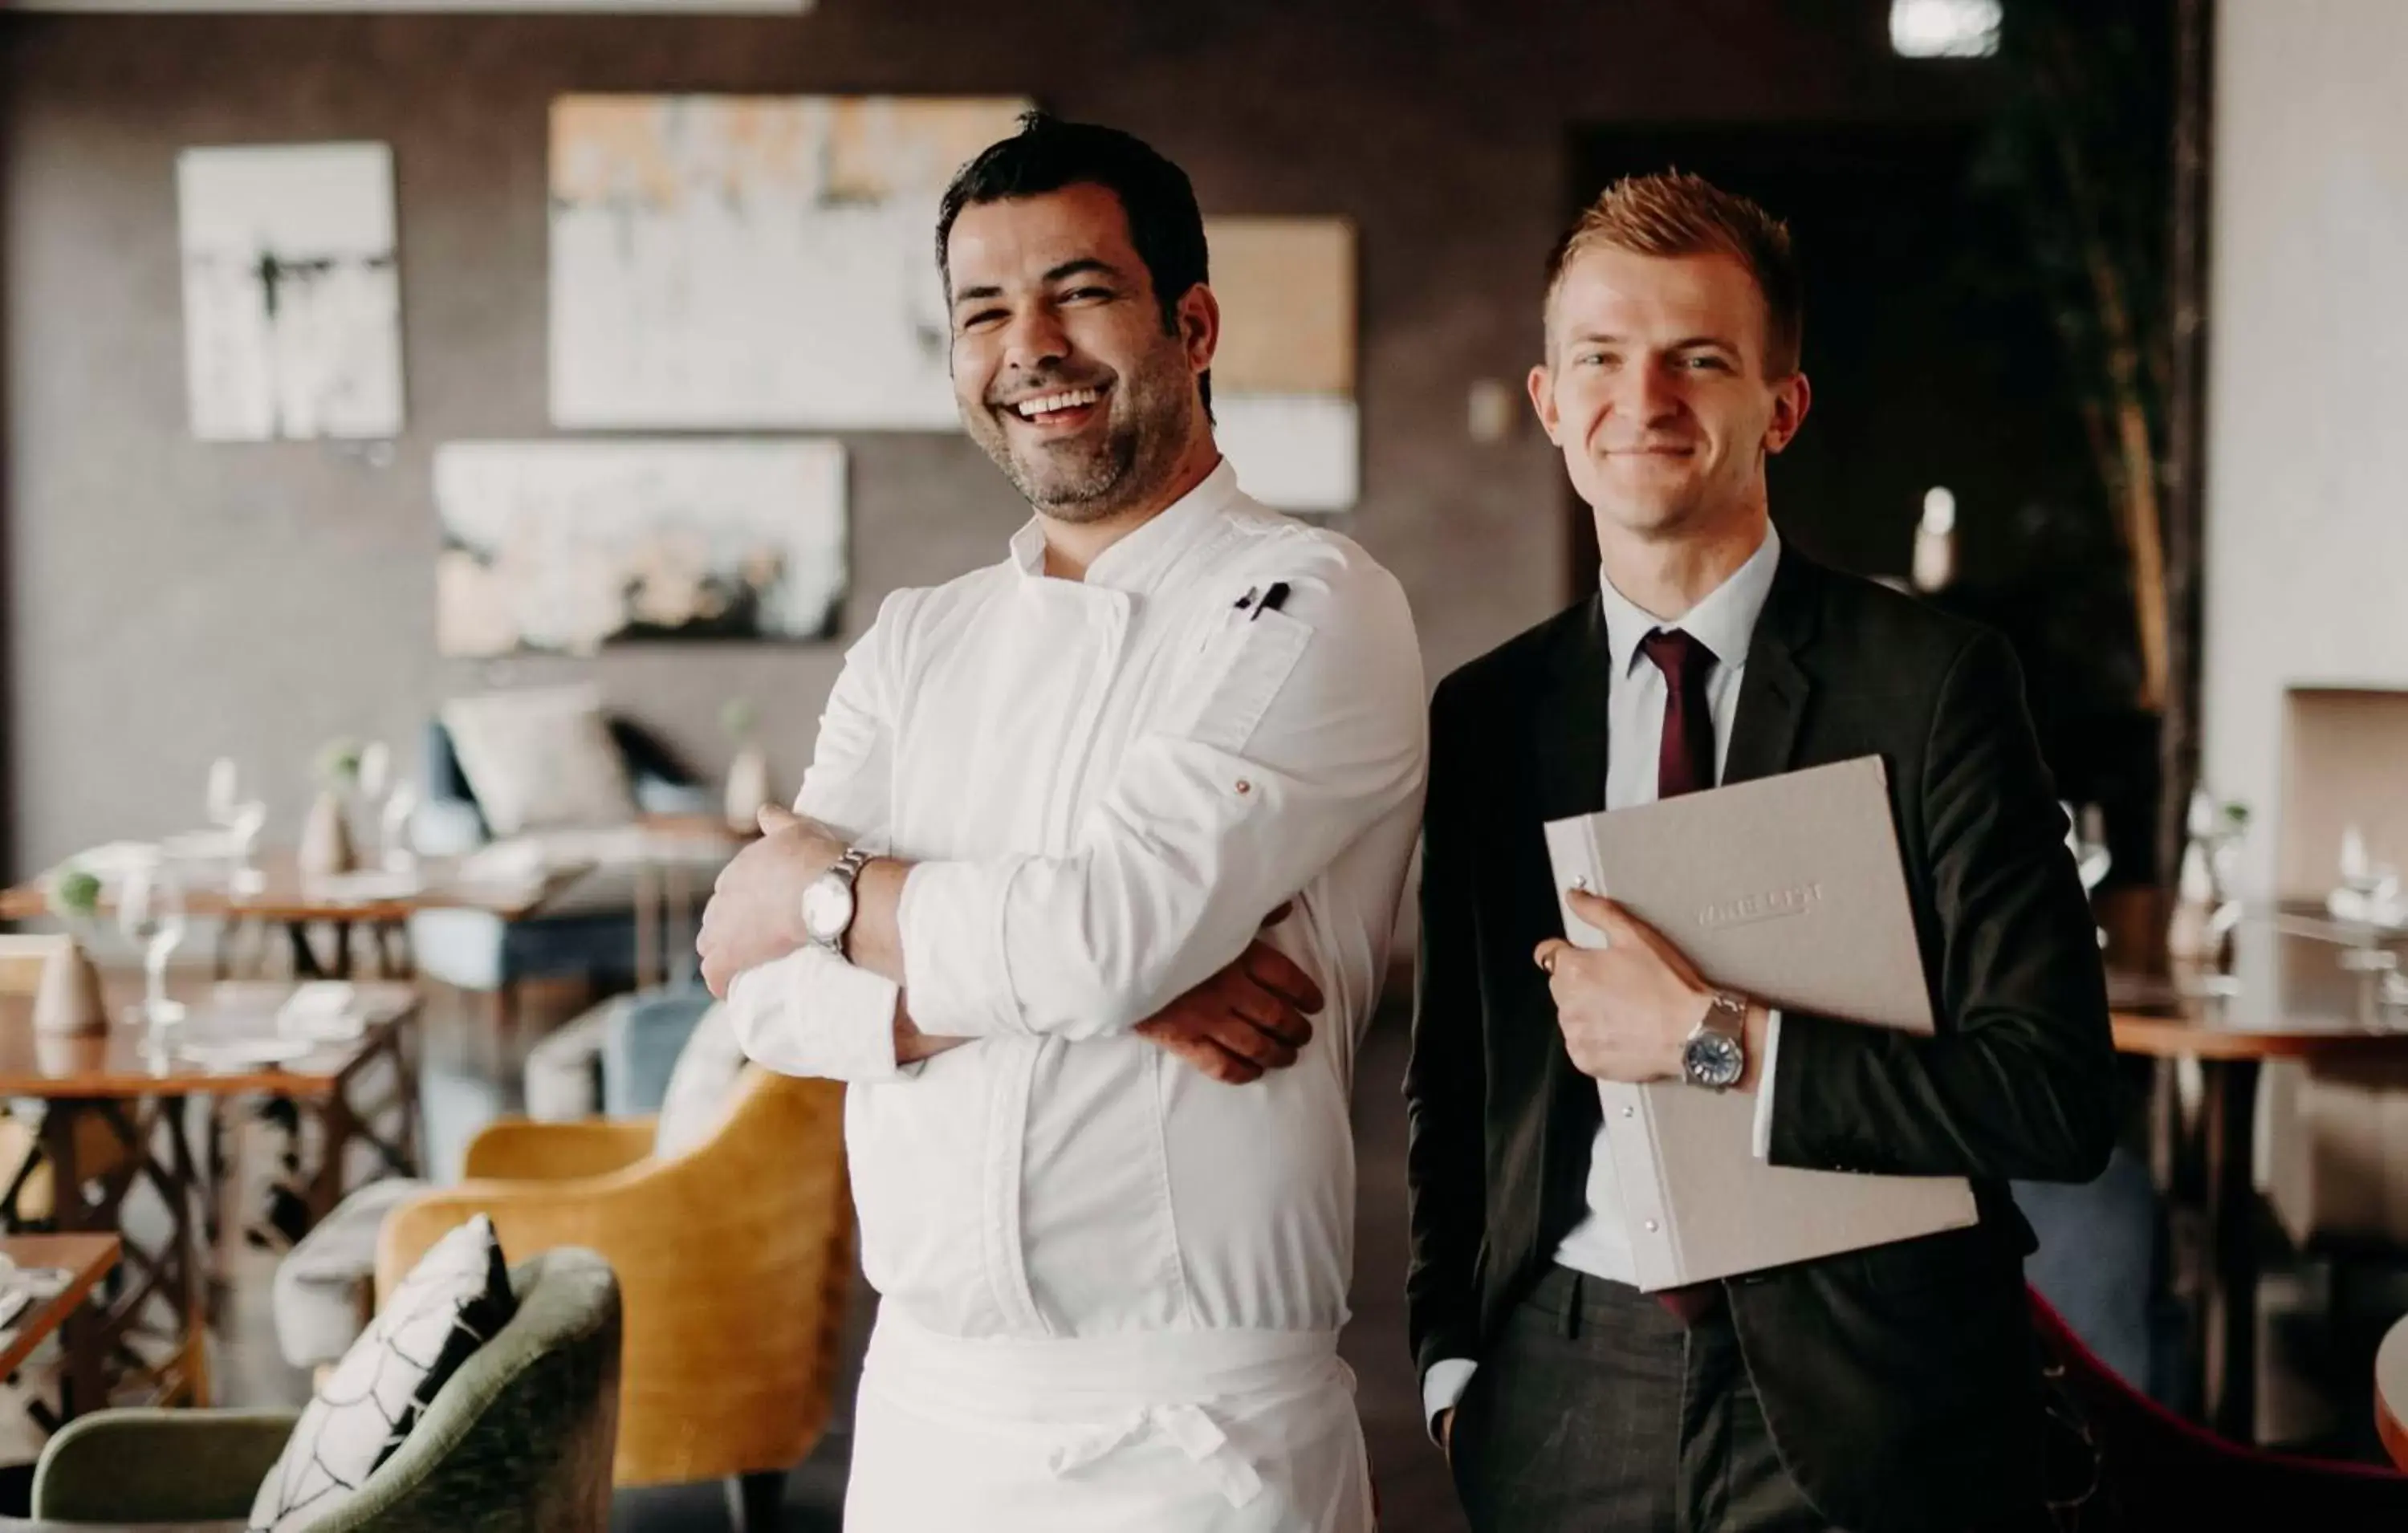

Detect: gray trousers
1446,1265,1832,1533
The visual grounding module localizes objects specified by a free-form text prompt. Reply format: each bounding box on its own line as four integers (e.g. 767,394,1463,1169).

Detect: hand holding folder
1542,755,1977,1290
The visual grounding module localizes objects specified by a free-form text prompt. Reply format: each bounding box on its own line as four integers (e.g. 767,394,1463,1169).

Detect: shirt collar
1597,524,1783,680
1006,458,1243,594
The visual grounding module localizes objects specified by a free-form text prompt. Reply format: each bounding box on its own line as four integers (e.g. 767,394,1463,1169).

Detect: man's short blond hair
1544,171,1803,376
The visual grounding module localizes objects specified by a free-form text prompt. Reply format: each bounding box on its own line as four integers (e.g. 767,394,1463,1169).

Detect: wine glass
357,741,391,805
205,757,241,832
227,798,270,894
2060,800,2113,884
379,779,421,872
118,850,189,1027
356,741,399,868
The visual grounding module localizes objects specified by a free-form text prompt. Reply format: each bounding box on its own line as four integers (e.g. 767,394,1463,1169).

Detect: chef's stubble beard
969,354,1197,525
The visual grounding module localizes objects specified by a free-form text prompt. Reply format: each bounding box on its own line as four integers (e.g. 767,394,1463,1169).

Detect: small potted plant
721,697,773,832
35,864,108,1035
299,736,363,877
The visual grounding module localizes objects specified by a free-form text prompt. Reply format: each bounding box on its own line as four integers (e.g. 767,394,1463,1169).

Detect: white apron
846,1312,1375,1532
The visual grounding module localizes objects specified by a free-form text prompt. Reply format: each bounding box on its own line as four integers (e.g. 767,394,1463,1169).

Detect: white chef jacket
729,460,1425,1528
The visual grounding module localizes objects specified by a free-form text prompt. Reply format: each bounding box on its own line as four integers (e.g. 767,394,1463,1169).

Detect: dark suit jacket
1404,546,2117,1533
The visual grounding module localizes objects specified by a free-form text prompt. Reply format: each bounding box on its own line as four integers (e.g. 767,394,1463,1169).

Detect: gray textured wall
2,0,1976,876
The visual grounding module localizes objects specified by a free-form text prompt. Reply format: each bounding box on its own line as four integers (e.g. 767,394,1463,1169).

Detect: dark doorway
1563,124,2156,878
1567,124,2106,592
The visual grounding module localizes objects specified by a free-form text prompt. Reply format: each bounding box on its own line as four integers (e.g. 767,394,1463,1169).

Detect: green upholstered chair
30,1248,621,1531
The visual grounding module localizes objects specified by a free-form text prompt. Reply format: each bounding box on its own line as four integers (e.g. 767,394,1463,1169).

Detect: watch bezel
1681,992,1748,1090
799,872,857,948
800,848,870,951
1682,1028,1746,1090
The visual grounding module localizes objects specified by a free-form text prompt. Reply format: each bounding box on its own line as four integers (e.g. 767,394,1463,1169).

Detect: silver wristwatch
799,847,873,957
1680,991,1749,1091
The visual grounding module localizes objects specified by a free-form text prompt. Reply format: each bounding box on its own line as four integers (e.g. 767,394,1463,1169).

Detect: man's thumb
757,803,800,834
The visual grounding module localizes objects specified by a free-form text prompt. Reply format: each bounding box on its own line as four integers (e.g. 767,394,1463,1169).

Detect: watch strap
1701,990,1747,1039
829,846,872,887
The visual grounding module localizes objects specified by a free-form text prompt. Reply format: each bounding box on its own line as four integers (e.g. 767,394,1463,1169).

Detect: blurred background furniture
2380,1315,2408,1471
376,1067,848,1531
406,693,744,1189
408,705,726,1028
2110,923,2408,1442
275,988,717,1372
0,977,422,1412
0,852,593,985
27,1247,623,1529
2032,1290,2408,1527
2259,1052,2408,1255
0,1235,120,1434
0,943,132,1247
523,987,718,1124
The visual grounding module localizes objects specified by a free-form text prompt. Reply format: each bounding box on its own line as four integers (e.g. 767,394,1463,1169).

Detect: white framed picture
177,141,405,441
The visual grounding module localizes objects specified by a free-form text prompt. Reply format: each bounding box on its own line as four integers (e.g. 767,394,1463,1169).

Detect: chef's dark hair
937,111,1213,413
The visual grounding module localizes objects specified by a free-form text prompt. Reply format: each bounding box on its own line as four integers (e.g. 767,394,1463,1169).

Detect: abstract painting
434,440,847,657
549,94,1028,430
177,142,405,441
1206,218,1359,513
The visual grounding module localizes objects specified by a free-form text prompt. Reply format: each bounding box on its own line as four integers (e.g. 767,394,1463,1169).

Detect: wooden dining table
2109,916,2408,1442
0,852,590,980
0,1234,120,1430
0,979,420,1412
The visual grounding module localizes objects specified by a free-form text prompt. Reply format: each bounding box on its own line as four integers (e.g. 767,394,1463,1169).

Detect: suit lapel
1722,547,1822,787
1531,596,1614,823
1526,598,1613,1221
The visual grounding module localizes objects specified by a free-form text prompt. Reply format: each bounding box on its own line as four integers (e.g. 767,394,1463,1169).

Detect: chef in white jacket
696,113,1426,1533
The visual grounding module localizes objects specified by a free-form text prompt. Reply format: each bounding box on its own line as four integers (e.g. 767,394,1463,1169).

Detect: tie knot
1637,628,1718,687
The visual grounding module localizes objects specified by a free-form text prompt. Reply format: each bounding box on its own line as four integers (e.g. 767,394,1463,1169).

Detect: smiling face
1529,244,1809,548
945,182,1215,524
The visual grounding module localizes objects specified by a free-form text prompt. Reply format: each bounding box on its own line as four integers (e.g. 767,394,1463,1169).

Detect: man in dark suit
1405,170,2117,1533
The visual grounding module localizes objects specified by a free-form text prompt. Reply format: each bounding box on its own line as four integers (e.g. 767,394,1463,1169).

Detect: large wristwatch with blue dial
1681,990,1749,1091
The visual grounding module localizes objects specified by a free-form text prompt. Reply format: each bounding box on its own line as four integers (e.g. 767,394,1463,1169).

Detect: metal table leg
2198,1056,2260,1442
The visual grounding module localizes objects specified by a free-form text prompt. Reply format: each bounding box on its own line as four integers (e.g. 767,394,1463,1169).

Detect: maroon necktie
1638,628,1719,800
1637,627,1724,1323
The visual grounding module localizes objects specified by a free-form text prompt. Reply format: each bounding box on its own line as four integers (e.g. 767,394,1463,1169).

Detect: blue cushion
602,990,717,1116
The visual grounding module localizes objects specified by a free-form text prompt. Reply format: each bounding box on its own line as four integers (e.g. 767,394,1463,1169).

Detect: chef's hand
696,806,845,999
1133,905,1324,1084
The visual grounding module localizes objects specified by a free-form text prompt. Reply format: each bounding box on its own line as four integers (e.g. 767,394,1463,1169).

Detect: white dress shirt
1422,525,1788,1428
729,459,1427,1347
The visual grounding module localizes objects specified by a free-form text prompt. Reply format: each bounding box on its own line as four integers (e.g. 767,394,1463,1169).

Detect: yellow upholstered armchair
376,1067,849,1528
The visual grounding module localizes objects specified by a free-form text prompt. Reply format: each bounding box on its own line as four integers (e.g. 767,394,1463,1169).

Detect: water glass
118,851,189,1027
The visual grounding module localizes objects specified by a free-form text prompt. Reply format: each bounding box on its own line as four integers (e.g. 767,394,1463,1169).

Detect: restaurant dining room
2,0,2406,1529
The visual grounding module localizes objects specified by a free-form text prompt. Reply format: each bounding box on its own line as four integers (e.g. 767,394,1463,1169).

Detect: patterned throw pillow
248,1215,517,1533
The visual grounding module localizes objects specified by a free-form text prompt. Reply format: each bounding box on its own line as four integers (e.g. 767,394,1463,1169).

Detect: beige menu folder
1543,755,1977,1291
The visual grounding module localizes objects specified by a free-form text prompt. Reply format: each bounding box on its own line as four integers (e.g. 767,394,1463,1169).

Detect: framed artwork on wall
434,439,847,657
549,93,1029,431
1203,217,1359,514
177,141,405,441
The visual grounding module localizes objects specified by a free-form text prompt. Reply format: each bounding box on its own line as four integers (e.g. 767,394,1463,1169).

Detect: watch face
1683,1030,1746,1090
800,874,856,943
